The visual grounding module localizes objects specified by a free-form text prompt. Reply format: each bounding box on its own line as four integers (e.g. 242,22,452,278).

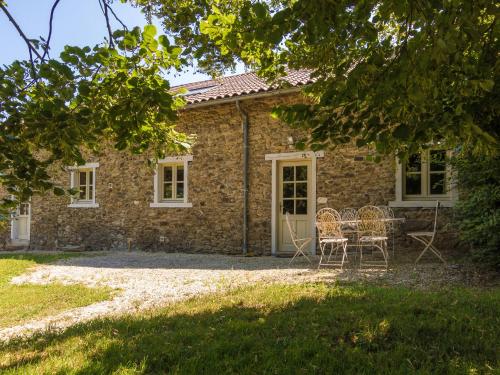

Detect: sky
0,0,244,85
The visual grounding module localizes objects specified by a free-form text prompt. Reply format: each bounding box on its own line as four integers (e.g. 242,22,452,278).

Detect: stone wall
6,92,459,256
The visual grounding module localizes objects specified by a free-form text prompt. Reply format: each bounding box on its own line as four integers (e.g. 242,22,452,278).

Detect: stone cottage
3,70,459,255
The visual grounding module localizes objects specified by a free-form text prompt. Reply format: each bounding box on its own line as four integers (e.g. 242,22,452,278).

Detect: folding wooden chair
286,212,312,264
408,201,446,264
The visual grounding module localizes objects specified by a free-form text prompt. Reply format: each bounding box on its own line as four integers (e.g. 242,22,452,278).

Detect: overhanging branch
0,3,43,60
41,0,62,61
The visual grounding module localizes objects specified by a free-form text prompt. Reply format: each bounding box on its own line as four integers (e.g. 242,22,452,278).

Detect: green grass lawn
0,253,112,328
0,282,498,374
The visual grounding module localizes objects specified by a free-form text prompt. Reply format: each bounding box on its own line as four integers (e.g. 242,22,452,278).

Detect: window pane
283,199,294,214
406,154,421,173
79,186,87,200
430,173,446,195
88,185,93,200
430,150,446,171
88,171,93,185
296,199,308,214
283,183,294,198
176,183,184,199
296,182,307,198
296,166,307,181
176,166,184,182
283,166,294,182
19,204,29,215
405,174,421,195
163,183,173,199
163,166,173,182
79,171,87,185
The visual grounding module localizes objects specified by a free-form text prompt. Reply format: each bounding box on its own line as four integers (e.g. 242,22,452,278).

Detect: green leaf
143,24,157,39
478,80,494,92
393,124,410,140
53,187,66,196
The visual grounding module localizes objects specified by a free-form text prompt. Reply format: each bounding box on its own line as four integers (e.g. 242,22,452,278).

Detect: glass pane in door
281,165,308,215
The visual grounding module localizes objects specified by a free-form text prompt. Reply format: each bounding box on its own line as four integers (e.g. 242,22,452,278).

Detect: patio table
339,218,405,224
338,218,405,250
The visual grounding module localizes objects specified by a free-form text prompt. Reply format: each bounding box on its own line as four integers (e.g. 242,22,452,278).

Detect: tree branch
99,0,115,48
0,3,43,60
107,3,128,31
41,0,63,61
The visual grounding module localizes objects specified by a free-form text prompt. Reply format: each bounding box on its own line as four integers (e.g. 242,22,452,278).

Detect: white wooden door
278,161,312,253
13,203,30,241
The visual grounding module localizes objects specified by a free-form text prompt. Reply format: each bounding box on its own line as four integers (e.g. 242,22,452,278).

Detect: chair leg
411,234,445,265
391,231,395,258
428,243,445,264
360,245,364,268
289,250,299,264
327,243,334,263
318,242,325,269
340,243,346,270
414,238,432,264
290,241,312,265
383,240,389,269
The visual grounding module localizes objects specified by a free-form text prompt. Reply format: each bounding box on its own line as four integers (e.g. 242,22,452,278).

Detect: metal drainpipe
236,100,249,255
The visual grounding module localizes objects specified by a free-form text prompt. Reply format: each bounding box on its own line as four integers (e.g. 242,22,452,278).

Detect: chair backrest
316,208,336,221
285,212,298,246
377,205,394,219
357,205,386,236
339,207,357,229
316,208,343,239
377,205,395,231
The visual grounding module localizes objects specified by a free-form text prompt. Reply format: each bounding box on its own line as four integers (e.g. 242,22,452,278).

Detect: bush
452,151,500,269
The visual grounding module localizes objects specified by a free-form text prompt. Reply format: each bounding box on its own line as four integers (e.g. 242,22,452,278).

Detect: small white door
278,161,312,253
12,203,30,241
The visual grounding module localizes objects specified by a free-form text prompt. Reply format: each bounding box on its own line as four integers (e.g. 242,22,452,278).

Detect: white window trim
150,155,193,208
68,163,99,208
389,152,458,208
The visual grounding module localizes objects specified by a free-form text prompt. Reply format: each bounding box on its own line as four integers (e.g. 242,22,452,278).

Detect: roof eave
182,86,306,110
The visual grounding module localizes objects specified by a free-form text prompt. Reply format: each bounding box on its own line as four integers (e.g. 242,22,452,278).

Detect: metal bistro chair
408,201,445,265
339,207,359,256
339,207,358,233
316,208,349,269
357,205,389,269
286,212,312,264
378,205,396,257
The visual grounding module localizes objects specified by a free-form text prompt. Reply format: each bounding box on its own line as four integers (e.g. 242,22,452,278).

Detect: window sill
150,202,192,208
388,200,455,208
68,203,99,208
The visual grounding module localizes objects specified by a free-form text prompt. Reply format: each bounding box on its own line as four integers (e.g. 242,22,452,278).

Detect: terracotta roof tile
173,69,313,104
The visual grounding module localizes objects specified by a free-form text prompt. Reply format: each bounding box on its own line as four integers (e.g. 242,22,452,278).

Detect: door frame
10,202,31,243
265,151,324,256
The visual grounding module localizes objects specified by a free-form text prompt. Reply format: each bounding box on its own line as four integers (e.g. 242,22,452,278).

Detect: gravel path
1,251,494,341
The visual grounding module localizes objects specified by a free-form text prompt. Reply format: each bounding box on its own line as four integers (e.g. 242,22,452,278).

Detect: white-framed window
150,156,192,208
68,162,99,208
404,150,449,199
390,150,457,208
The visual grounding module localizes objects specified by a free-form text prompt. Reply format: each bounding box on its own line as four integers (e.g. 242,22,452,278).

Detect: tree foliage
143,0,499,157
1,0,498,222
452,150,500,269
0,24,191,213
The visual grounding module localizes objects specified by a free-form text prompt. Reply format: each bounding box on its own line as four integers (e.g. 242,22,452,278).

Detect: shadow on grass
1,283,498,374
0,252,83,265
